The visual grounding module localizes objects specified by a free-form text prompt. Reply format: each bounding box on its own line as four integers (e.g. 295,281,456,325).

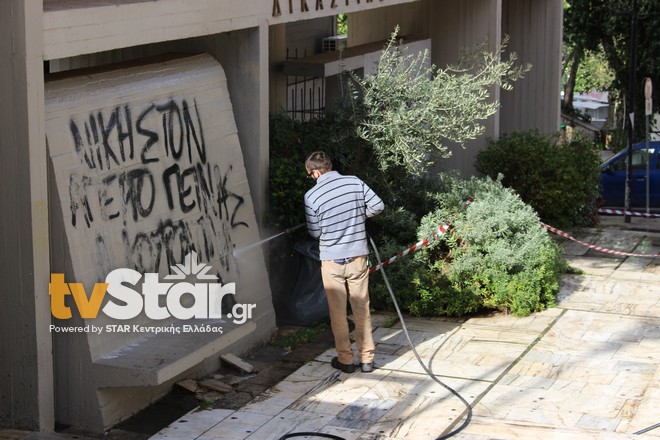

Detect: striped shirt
304,171,384,260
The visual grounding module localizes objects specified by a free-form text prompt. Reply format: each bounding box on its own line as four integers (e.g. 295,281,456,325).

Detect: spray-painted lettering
65,96,248,276
69,98,206,171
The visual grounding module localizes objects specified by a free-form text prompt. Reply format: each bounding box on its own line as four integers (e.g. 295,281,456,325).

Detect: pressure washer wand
229,223,306,258
285,223,305,234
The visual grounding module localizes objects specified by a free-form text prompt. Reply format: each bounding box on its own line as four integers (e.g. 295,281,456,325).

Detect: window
611,148,656,171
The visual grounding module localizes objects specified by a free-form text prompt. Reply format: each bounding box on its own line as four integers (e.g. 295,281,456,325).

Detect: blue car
600,141,660,207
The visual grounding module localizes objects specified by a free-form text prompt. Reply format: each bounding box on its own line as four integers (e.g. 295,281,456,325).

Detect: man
303,151,384,373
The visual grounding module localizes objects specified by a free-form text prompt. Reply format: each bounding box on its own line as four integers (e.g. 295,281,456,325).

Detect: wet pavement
148,215,660,439
4,215,659,440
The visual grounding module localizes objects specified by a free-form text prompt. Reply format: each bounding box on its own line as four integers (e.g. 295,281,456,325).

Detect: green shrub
270,117,565,318
414,175,564,316
474,130,602,228
268,113,342,231
368,237,426,313
269,112,443,246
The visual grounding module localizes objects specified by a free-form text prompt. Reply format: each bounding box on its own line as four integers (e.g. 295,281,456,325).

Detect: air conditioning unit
322,35,347,52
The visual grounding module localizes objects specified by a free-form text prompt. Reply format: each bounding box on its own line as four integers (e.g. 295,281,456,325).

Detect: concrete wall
0,0,54,431
348,2,430,45
48,31,270,232
208,27,271,230
429,0,502,176
45,54,274,429
43,0,420,60
269,24,288,113
287,17,336,57
42,0,265,60
500,0,563,134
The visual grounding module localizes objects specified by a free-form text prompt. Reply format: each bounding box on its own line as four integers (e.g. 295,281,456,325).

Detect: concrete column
0,0,54,431
429,0,502,176
269,24,288,113
500,0,563,134
212,27,270,232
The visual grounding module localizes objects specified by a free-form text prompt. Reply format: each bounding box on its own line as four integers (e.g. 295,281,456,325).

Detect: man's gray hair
305,151,333,172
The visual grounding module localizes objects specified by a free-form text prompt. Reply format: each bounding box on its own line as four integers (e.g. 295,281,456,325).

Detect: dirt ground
95,324,336,439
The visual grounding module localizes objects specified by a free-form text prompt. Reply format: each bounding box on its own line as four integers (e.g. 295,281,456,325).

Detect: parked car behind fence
600,141,660,208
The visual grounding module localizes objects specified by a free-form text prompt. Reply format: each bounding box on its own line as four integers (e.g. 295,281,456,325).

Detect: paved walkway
3,216,657,440
148,216,660,440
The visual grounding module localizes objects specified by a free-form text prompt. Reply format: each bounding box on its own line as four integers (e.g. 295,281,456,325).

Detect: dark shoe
360,362,374,373
331,356,355,373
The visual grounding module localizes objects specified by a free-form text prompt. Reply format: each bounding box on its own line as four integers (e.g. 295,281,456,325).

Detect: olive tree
351,28,529,175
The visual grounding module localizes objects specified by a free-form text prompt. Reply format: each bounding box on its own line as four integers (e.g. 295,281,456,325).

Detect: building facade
0,0,562,432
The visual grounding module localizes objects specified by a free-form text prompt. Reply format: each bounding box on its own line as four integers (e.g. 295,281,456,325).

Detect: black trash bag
279,241,329,326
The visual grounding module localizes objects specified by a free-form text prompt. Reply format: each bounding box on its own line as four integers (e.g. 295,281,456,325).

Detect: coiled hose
278,236,473,439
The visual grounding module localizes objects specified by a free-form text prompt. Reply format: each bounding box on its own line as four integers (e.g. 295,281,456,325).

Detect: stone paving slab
145,224,660,439
454,418,658,439
145,313,567,439
4,219,659,440
559,275,660,315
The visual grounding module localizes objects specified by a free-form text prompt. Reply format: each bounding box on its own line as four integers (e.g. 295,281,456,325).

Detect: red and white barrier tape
369,199,472,273
598,208,660,218
369,224,450,273
540,222,659,258
369,200,658,273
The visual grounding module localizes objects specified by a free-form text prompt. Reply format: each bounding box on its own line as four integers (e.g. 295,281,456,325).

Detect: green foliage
268,109,447,239
369,236,426,313
268,114,314,230
270,323,329,349
416,175,563,317
336,13,347,35
563,0,660,137
369,206,418,247
353,28,529,175
474,130,602,228
268,111,375,232
269,29,562,319
573,49,615,94
370,175,564,318
408,259,476,317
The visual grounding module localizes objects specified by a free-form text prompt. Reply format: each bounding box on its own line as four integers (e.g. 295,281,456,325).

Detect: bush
368,236,426,313
270,117,565,318
474,130,602,228
269,111,443,246
268,113,331,231
371,174,564,317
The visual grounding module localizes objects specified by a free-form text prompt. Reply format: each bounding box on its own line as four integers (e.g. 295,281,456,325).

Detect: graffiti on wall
64,96,249,278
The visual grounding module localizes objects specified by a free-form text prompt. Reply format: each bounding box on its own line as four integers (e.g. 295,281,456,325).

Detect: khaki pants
321,256,375,365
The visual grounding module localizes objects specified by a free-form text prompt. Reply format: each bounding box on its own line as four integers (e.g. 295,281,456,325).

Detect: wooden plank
220,353,255,373
198,379,233,394
176,379,199,393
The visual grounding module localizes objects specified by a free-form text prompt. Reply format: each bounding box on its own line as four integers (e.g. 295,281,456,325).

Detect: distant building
573,92,610,130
